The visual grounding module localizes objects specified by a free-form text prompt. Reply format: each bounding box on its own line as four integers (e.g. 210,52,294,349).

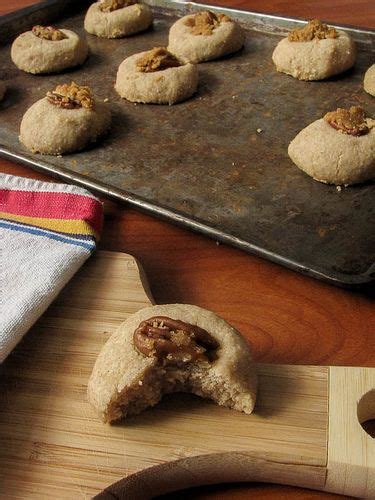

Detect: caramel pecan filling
99,0,136,13
324,106,370,136
46,82,94,109
134,316,219,364
136,47,181,73
32,25,67,41
184,11,231,36
288,19,338,42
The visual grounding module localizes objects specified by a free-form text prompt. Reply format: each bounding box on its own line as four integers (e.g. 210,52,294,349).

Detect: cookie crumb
336,185,342,192
256,128,263,133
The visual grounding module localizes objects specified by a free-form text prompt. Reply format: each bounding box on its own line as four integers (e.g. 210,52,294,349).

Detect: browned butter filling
32,25,67,41
99,0,136,12
134,316,219,364
184,10,231,36
324,106,370,136
288,19,338,42
136,47,181,73
46,82,94,110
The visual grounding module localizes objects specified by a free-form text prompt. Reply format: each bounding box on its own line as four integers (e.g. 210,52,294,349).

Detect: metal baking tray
1,0,374,287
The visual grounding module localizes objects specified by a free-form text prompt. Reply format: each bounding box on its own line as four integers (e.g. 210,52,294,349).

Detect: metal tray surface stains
0,0,374,286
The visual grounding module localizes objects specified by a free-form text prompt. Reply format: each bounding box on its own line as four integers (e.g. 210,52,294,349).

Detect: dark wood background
1,1,374,499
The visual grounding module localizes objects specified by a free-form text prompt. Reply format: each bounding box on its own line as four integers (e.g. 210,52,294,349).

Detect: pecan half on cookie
47,82,94,109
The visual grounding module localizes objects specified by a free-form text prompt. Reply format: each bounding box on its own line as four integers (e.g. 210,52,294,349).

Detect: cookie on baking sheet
272,19,356,81
288,106,375,185
364,64,375,97
19,82,111,155
115,47,198,104
84,0,152,39
168,10,244,64
0,81,6,102
87,304,257,423
11,25,88,74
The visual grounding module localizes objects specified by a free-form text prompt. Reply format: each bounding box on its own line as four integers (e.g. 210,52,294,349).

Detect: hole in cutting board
357,389,375,438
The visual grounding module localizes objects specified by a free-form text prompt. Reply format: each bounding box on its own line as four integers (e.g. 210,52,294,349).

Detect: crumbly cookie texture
84,0,152,38
47,82,94,109
184,10,230,36
19,83,111,155
324,106,370,137
32,25,67,41
364,64,375,97
115,49,198,104
87,304,257,423
288,19,338,42
11,28,88,74
168,11,244,63
100,0,136,12
272,25,355,81
288,107,375,185
136,47,181,72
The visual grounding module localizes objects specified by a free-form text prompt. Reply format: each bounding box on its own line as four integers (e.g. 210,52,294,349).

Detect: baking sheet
0,0,374,286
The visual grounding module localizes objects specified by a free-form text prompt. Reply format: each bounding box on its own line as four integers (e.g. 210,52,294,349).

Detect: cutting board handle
325,366,375,498
96,365,375,500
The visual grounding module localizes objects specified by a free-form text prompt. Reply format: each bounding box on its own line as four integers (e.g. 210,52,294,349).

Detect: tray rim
0,0,374,288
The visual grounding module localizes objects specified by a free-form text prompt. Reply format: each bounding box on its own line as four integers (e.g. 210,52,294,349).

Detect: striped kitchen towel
0,173,103,363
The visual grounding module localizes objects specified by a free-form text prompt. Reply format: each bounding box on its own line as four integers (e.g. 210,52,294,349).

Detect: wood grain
1,0,374,498
1,251,373,499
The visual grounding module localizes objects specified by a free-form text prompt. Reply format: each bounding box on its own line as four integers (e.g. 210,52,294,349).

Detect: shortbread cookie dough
364,64,375,96
0,81,6,102
168,10,244,63
288,106,375,185
115,47,198,104
84,0,152,39
272,19,356,81
20,82,111,155
88,304,257,423
11,25,88,74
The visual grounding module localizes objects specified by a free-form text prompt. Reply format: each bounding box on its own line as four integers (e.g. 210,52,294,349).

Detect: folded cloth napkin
0,173,103,363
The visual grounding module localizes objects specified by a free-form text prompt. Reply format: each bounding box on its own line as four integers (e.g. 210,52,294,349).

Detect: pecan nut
46,82,94,110
288,19,338,42
100,0,136,13
184,11,230,36
134,316,219,364
32,25,67,41
324,106,369,136
136,47,181,73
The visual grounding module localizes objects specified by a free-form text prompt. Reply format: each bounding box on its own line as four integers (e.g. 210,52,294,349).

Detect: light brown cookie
20,82,111,155
0,81,6,102
87,304,257,423
288,106,375,185
115,47,198,104
11,26,88,74
272,20,356,81
168,11,244,64
364,64,375,97
84,0,152,39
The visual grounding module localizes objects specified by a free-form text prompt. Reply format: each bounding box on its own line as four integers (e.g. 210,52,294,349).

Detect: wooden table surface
1,1,374,499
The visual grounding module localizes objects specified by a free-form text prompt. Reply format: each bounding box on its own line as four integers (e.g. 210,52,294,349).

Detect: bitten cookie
11,25,88,74
272,19,356,81
84,0,152,39
168,10,244,64
115,47,198,104
88,304,257,423
20,82,111,155
364,64,375,97
0,81,6,102
288,106,375,185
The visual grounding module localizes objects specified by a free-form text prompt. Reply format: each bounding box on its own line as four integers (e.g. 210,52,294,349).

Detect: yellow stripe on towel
0,212,100,240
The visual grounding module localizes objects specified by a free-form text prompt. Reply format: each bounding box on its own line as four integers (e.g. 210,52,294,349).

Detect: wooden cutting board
0,251,373,499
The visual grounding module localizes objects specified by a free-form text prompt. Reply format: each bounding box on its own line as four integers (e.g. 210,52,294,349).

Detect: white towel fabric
0,173,103,363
